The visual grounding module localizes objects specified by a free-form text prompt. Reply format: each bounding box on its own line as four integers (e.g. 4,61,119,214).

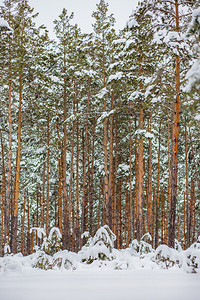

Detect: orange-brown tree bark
147,116,153,240
75,102,80,250
40,162,45,229
155,123,161,248
5,36,12,249
62,60,69,249
168,0,181,248
137,105,144,240
0,131,6,256
46,114,50,236
81,78,90,244
89,117,96,236
108,91,115,229
11,74,23,253
21,192,26,255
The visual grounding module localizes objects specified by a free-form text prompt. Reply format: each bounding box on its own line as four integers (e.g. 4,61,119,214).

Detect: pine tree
54,8,75,250
92,0,115,229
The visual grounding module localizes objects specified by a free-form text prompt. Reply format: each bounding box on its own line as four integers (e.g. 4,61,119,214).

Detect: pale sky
1,0,139,38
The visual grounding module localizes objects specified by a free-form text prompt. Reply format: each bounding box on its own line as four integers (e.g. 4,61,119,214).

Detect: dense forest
0,0,199,257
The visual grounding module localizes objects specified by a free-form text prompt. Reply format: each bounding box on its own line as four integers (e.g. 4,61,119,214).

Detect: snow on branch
0,18,13,32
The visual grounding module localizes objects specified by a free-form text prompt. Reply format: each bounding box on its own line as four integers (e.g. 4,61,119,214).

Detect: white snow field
0,268,200,300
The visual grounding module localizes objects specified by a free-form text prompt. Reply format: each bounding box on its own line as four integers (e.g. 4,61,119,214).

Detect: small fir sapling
129,233,153,255
33,251,53,270
139,233,154,255
154,245,180,269
41,227,62,255
32,227,62,269
79,225,116,263
53,250,77,270
184,236,200,273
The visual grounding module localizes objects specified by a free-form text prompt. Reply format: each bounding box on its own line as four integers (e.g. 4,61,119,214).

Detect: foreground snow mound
0,253,32,273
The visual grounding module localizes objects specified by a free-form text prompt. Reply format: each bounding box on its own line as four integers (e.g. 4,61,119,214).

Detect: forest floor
0,267,200,300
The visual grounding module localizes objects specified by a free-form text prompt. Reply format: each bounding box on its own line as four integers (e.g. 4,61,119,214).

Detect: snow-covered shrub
52,250,77,270
31,228,62,270
32,251,53,270
139,233,153,255
139,241,153,255
93,225,116,250
154,245,180,269
79,225,116,264
175,239,183,252
32,249,77,271
129,239,140,255
41,227,62,256
112,248,136,270
129,233,153,255
184,237,200,273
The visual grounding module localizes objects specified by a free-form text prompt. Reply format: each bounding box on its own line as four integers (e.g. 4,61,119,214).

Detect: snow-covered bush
184,237,200,273
129,239,140,255
139,241,154,255
153,245,181,269
32,251,53,270
129,233,153,256
0,236,200,274
31,227,62,269
175,239,183,252
52,250,78,270
30,227,62,256
93,225,116,250
41,227,62,256
79,225,116,264
32,249,78,271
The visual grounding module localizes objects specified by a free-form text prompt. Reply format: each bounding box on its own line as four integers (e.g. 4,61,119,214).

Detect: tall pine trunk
127,115,133,244
5,36,12,248
147,115,153,240
185,119,190,247
137,105,144,240
58,158,63,234
0,131,6,256
108,91,114,229
75,100,80,250
155,123,161,248
62,48,69,249
89,117,96,236
168,0,181,248
81,78,90,245
11,74,23,253
46,114,50,235
21,191,26,255
68,92,76,249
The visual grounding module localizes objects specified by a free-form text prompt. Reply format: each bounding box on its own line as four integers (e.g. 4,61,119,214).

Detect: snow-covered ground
0,268,200,300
